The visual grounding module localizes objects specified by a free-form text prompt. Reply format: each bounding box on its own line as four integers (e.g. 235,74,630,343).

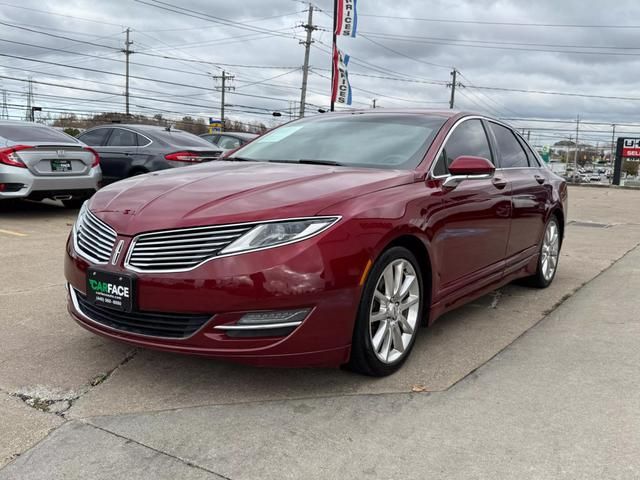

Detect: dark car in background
200,131,258,150
78,124,224,184
0,120,101,207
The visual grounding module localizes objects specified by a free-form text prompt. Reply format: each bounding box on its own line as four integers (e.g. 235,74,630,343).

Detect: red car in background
65,110,567,376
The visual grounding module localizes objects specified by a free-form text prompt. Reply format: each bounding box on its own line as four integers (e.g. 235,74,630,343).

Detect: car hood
90,161,415,235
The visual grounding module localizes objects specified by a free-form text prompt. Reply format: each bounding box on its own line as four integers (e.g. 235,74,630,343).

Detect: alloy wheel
541,219,560,281
369,259,420,364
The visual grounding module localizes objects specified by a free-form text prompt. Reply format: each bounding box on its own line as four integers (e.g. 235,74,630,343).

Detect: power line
134,0,302,40
358,32,640,57
357,13,640,29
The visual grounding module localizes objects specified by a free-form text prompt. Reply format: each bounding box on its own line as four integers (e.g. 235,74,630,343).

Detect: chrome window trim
72,210,117,265
67,285,212,341
124,216,342,274
429,115,541,179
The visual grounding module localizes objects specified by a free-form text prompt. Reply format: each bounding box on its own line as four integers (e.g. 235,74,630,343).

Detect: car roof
319,109,468,118
0,120,57,128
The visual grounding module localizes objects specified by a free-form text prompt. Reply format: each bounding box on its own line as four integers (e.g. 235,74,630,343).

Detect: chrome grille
127,224,254,272
75,211,117,263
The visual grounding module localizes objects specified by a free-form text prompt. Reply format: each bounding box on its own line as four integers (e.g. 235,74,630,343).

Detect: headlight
219,217,340,255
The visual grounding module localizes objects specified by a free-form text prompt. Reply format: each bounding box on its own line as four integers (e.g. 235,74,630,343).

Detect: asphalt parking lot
1,185,640,479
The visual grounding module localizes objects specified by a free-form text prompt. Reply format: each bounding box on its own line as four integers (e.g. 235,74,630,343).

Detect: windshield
230,114,445,169
0,125,79,143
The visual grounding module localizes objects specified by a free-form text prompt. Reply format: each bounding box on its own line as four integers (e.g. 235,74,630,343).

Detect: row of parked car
0,120,258,207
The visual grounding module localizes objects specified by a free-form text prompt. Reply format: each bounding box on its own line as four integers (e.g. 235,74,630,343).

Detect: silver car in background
0,121,101,208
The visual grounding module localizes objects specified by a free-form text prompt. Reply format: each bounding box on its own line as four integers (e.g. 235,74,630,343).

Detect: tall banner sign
331,49,352,105
335,0,358,37
331,0,358,111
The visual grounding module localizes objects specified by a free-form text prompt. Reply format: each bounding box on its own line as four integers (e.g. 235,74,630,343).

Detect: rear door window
489,122,529,168
107,128,138,147
78,128,111,146
0,125,78,143
433,119,493,176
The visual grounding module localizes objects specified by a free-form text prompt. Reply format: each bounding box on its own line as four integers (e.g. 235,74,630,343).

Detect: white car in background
0,121,101,208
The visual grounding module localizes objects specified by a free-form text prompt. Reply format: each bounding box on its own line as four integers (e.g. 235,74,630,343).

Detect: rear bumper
0,164,101,199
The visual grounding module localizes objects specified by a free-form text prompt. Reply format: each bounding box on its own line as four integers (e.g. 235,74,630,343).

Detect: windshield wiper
267,159,343,166
299,159,343,166
221,156,255,162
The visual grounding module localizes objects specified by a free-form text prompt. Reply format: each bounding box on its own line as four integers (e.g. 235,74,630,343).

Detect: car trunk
167,146,224,162
12,143,96,176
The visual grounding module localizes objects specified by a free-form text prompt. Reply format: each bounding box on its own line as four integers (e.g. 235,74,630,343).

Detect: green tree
623,160,639,176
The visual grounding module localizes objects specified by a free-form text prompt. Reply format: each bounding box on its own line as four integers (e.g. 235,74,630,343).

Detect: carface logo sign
622,138,640,158
88,279,130,298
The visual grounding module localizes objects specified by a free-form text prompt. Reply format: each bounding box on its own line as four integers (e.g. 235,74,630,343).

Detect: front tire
349,246,424,377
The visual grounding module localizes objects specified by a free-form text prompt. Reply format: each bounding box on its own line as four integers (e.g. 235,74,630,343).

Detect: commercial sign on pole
621,138,640,158
613,137,640,185
208,118,223,133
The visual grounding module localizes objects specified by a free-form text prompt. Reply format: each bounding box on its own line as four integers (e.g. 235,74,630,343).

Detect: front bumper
0,164,101,199
64,230,367,367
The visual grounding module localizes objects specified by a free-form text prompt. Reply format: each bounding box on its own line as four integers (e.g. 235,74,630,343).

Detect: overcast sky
2,0,640,146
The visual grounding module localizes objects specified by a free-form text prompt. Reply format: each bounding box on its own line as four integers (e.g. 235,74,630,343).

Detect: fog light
214,308,311,338
237,309,310,326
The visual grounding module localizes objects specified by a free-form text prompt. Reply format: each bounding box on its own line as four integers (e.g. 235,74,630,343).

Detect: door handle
492,177,507,189
534,175,545,185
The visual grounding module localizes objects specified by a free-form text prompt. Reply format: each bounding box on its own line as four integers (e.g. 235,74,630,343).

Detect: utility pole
214,71,235,128
372,99,377,109
299,4,316,118
527,130,531,141
123,28,133,116
448,68,457,109
610,124,616,165
24,78,33,121
1,90,8,119
573,115,580,176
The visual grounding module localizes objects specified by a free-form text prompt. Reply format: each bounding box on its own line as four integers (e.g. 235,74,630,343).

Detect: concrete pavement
1,186,640,477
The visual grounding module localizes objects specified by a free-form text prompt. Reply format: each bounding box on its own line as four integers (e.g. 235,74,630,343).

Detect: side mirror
443,156,495,189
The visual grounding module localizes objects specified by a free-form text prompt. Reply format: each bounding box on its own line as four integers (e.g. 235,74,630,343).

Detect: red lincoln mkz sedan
65,110,567,376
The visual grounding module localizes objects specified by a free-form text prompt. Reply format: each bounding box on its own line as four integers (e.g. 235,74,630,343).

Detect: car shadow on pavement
68,282,553,418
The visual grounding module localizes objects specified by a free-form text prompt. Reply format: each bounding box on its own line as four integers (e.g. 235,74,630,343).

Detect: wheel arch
378,234,433,325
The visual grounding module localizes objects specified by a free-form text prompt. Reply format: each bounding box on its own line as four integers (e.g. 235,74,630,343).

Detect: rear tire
523,215,561,288
349,246,424,377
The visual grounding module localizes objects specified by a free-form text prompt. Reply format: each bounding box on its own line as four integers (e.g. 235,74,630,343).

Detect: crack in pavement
8,349,138,418
83,421,233,480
